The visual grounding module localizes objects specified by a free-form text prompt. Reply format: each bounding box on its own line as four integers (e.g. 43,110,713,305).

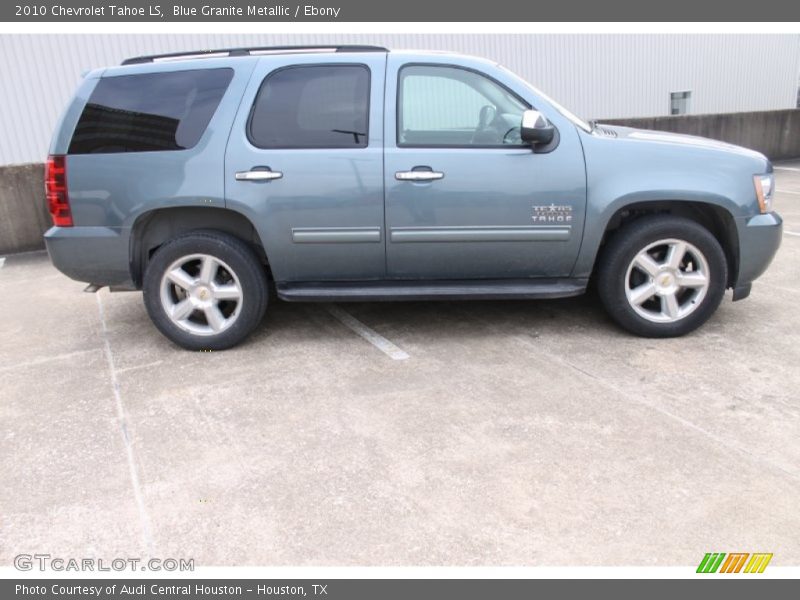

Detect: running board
277,278,587,302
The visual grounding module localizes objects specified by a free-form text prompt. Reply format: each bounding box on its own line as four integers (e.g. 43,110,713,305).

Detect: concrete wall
0,163,48,255
604,109,800,161
1,109,798,255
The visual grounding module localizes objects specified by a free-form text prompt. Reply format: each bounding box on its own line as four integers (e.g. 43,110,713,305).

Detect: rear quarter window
69,68,233,154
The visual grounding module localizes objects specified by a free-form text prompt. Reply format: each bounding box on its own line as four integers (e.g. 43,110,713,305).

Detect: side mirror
521,110,555,145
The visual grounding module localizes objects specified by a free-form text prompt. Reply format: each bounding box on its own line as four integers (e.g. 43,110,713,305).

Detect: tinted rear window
248,65,370,149
69,68,233,154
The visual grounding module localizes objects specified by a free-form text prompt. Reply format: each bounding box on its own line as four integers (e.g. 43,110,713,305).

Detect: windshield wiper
332,129,366,144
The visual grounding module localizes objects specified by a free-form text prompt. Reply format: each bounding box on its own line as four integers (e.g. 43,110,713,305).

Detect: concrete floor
2,164,800,568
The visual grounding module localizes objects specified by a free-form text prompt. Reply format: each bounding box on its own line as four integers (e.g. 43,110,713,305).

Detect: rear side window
69,68,233,154
248,65,370,149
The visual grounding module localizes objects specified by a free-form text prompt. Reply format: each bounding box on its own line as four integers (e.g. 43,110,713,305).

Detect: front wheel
596,216,728,337
143,231,268,350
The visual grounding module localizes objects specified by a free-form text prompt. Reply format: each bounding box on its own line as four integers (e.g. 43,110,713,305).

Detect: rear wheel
596,216,728,337
143,231,268,350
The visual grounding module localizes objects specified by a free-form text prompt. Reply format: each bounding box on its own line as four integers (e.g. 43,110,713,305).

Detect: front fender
572,128,766,278
573,191,739,278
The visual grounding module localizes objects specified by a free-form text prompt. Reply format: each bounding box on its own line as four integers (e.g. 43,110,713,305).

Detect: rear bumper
734,211,782,289
44,226,134,288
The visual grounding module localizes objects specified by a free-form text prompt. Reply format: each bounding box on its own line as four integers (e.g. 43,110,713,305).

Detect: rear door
225,53,386,282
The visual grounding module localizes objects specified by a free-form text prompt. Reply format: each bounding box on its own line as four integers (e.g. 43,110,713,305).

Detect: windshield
497,64,593,133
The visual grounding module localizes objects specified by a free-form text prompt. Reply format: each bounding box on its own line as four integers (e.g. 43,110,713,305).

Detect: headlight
753,173,774,214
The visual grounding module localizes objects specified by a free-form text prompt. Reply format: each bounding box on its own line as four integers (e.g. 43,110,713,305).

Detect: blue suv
44,45,782,349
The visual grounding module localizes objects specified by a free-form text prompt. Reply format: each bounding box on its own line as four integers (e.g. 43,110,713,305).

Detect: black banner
4,579,800,600
3,0,800,22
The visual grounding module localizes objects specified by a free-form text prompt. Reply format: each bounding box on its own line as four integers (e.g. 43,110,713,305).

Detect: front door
384,58,587,280
225,54,386,282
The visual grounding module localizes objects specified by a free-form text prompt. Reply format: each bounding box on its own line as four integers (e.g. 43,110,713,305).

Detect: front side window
398,65,529,147
69,68,233,154
249,65,370,149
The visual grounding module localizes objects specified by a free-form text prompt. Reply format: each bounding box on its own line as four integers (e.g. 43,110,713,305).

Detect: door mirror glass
520,109,555,145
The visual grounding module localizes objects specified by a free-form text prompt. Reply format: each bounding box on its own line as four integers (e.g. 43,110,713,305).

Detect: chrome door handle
235,168,283,182
395,169,444,182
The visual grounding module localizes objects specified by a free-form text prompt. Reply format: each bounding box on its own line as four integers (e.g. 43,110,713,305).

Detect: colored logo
696,552,773,573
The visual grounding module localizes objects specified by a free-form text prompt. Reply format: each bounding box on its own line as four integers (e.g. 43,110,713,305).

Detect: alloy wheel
159,253,243,336
624,238,710,323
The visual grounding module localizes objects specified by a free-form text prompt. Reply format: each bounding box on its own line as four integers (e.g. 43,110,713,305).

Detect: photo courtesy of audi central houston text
1,31,800,577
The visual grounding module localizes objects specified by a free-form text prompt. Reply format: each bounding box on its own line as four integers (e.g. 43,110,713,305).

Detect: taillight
46,155,73,227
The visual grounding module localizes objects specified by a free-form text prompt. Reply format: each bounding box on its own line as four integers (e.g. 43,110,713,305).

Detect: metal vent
594,126,618,138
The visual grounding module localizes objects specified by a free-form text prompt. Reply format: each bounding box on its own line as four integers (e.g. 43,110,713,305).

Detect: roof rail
121,45,389,65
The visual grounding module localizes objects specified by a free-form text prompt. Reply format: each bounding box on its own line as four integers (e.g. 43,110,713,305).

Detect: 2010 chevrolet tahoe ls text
44,45,782,350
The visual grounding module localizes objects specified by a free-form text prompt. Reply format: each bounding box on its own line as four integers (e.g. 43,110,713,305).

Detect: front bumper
734,211,782,290
44,226,134,288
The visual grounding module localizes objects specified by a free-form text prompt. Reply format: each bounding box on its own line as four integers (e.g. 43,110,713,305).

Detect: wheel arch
587,199,740,288
129,206,269,288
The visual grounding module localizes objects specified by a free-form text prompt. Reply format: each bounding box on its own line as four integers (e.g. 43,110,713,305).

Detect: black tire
596,215,728,337
142,230,268,351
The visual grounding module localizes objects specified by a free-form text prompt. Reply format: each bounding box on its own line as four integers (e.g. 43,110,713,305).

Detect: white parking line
778,189,800,195
326,305,410,360
0,348,100,373
96,293,155,554
758,280,800,294
775,166,800,172
513,335,800,483
784,230,800,237
0,257,5,269
115,360,165,375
